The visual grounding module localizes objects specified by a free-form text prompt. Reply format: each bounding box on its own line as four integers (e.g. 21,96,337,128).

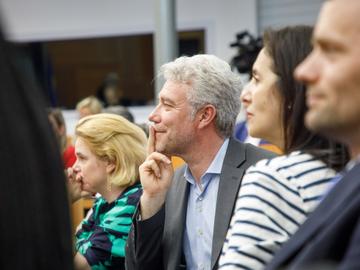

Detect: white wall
0,0,257,62
177,0,257,62
258,0,324,33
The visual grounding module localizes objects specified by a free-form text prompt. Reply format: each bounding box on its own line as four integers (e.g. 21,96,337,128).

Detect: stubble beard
155,133,192,157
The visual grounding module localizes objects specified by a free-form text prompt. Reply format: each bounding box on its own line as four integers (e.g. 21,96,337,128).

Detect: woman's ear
106,161,116,174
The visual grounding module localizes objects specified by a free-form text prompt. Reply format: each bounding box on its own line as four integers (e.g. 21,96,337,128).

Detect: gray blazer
126,138,275,270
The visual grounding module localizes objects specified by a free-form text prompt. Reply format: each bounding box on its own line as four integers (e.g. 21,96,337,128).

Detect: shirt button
199,196,203,201
199,263,205,270
198,229,203,236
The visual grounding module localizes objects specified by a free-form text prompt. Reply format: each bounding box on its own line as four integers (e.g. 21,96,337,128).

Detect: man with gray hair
266,0,360,269
126,54,274,270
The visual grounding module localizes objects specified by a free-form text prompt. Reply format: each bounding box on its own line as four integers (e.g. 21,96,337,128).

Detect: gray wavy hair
160,54,242,138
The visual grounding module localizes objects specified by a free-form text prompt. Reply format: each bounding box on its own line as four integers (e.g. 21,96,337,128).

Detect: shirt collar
184,138,230,185
346,154,360,171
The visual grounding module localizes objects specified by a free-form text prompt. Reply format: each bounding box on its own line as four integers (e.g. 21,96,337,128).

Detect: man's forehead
314,1,360,43
319,0,360,30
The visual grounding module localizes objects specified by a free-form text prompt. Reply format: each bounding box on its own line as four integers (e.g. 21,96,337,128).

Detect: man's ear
198,104,216,128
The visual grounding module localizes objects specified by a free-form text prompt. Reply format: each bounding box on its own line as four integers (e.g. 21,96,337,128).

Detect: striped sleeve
219,152,336,270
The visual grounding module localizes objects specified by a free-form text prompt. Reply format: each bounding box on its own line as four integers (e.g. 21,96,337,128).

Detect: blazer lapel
211,139,246,269
164,168,189,269
269,163,360,267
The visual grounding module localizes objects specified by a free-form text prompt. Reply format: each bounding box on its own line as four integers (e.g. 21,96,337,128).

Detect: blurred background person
67,113,147,270
0,28,73,269
102,105,152,139
96,72,131,107
76,95,103,119
48,107,77,168
219,25,348,269
102,105,134,123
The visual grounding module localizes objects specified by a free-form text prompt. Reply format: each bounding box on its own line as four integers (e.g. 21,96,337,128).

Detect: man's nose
148,105,160,123
294,51,319,84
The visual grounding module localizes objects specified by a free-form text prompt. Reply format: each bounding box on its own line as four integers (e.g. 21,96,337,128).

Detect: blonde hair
75,113,147,187
76,96,103,114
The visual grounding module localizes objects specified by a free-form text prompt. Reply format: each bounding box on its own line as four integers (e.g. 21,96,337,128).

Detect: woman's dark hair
96,72,120,106
263,25,348,170
0,31,73,269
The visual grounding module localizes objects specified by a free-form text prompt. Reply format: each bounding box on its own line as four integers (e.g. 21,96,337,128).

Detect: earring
107,175,112,192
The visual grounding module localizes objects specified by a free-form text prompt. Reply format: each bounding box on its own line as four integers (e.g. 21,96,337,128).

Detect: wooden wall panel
47,34,154,108
46,30,204,108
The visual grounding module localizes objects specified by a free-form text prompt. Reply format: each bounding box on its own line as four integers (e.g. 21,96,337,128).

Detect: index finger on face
146,152,172,165
147,125,156,155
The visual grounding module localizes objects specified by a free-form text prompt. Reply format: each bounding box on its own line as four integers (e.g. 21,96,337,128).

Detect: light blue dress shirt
183,138,229,270
324,155,360,195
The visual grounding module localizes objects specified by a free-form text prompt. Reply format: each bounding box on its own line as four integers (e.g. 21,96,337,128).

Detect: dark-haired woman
219,26,348,269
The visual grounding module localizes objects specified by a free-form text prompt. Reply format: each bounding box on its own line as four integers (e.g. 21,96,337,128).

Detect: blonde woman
68,113,147,270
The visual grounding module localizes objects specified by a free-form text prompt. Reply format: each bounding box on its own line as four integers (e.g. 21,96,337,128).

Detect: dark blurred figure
135,122,149,138
96,72,131,107
102,105,151,137
102,105,134,123
230,30,262,76
0,30,73,269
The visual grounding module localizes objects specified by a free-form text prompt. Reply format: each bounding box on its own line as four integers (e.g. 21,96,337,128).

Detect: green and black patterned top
75,183,142,270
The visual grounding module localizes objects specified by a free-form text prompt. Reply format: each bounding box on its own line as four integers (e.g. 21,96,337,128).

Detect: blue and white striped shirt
219,151,336,270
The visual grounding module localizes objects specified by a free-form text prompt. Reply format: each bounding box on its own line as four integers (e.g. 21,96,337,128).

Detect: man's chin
305,110,325,132
305,109,336,135
155,145,173,157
